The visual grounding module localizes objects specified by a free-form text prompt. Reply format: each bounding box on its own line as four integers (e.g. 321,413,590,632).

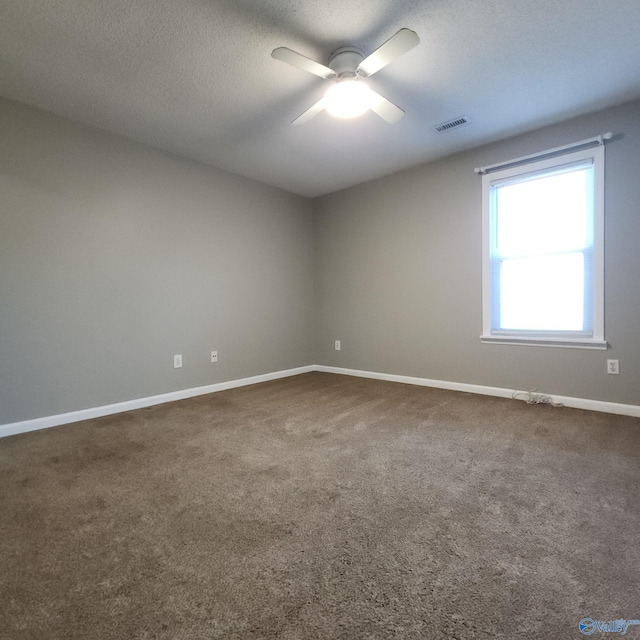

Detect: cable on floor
512,389,564,407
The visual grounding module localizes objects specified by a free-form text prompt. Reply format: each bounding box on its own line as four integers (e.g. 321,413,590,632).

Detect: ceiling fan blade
357,28,420,77
292,98,326,126
367,89,405,123
271,47,336,79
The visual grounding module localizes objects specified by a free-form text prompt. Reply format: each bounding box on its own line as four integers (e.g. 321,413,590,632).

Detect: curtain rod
474,132,613,175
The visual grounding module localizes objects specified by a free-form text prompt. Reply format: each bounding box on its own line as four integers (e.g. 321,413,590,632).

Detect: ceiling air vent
433,115,470,133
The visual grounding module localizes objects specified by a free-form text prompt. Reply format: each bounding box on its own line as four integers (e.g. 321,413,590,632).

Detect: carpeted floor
1,372,639,639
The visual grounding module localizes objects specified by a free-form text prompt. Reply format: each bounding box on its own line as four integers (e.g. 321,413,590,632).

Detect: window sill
480,335,608,350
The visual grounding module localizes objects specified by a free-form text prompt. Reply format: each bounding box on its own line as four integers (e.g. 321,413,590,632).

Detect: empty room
1,1,639,638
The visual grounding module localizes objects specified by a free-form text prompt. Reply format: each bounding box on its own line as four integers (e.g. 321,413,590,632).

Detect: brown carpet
1,372,639,639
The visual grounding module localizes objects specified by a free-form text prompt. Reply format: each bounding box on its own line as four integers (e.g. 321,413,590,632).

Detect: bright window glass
499,253,584,330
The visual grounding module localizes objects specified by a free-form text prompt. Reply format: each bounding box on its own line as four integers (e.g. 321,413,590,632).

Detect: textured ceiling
1,0,640,197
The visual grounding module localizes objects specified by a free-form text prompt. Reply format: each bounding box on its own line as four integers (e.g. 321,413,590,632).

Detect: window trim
481,145,606,349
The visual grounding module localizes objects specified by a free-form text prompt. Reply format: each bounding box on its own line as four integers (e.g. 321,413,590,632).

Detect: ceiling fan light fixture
324,80,371,119
273,29,419,124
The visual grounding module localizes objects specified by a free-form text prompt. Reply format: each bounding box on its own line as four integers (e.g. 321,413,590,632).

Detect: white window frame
481,144,606,349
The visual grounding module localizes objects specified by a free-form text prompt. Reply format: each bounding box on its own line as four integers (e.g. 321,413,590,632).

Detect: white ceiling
1,0,640,197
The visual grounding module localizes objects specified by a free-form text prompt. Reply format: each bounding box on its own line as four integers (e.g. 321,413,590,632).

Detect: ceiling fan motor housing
328,47,365,78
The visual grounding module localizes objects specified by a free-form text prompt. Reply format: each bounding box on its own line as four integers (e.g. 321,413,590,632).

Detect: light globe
324,80,371,119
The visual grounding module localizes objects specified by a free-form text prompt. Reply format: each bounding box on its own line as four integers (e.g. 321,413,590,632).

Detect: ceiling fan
272,28,420,125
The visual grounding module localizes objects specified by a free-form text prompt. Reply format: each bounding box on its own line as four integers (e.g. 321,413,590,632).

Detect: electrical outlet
211,350,218,363
607,359,619,375
173,354,182,369
335,340,341,351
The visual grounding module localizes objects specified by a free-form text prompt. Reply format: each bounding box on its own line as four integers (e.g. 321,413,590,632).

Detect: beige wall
313,100,640,405
0,98,315,424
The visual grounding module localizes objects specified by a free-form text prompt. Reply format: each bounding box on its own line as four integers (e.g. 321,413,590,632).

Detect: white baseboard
314,365,640,418
2,363,638,439
0,365,314,439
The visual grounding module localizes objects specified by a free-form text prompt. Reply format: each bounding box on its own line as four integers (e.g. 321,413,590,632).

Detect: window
481,144,605,348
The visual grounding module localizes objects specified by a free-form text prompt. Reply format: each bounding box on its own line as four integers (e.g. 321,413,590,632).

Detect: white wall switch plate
335,340,341,351
174,354,183,368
